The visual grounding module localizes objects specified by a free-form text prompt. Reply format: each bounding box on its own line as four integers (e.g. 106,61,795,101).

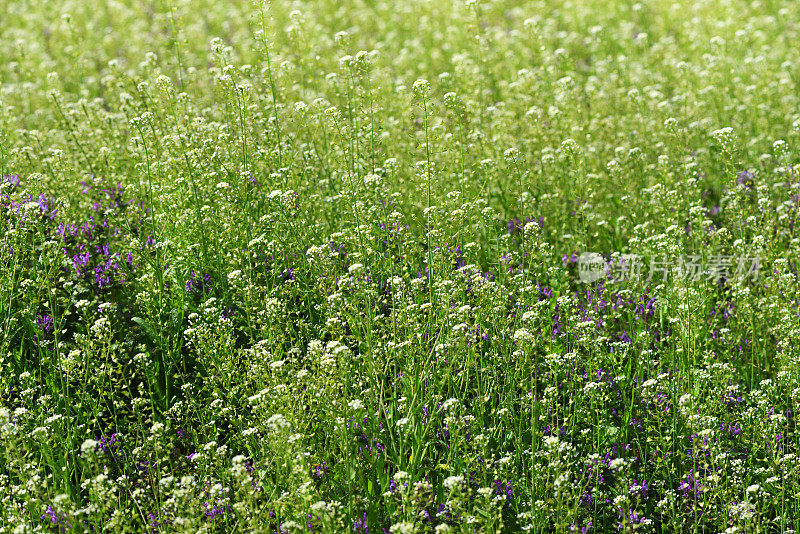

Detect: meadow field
2,0,800,531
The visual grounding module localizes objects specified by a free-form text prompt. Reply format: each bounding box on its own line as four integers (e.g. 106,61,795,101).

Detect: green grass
2,0,800,532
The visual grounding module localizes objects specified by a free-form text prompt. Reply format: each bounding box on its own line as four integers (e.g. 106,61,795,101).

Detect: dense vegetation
2,0,800,531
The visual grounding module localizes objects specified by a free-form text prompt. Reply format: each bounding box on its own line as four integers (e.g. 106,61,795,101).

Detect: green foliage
1,0,800,532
